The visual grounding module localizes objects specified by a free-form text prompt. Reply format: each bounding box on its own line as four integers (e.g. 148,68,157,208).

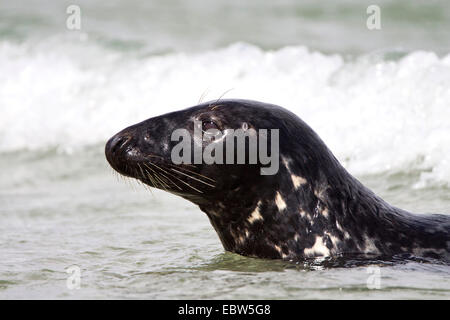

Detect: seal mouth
105,132,140,178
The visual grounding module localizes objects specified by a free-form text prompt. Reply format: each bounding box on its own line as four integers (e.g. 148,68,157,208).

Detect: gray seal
105,99,450,263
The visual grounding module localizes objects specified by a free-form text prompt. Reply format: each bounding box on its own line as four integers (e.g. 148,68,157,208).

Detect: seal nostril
107,135,130,155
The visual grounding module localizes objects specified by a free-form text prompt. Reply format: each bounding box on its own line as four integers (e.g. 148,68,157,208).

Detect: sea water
0,0,449,299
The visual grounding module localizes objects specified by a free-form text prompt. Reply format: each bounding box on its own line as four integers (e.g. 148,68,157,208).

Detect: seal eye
202,120,218,132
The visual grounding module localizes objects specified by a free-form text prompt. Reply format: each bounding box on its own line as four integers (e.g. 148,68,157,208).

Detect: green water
0,147,449,299
1,0,450,55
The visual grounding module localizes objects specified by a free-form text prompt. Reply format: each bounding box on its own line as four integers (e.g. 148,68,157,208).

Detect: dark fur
105,99,450,262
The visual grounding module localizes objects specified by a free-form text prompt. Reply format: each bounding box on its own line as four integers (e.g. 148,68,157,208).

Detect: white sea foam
1,40,450,186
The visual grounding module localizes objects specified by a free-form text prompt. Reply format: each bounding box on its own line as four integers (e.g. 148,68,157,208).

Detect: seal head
106,99,450,262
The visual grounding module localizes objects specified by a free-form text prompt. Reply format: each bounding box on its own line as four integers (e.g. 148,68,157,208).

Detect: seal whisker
166,164,216,183
136,176,150,192
145,170,160,192
154,173,171,191
137,163,148,181
124,164,135,190
149,163,203,193
137,164,154,195
145,155,197,169
198,88,210,104
158,172,183,191
110,168,120,183
142,163,167,190
147,162,195,192
169,168,215,188
213,88,234,106
139,162,160,189
148,168,170,191
169,162,196,169
143,163,182,191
